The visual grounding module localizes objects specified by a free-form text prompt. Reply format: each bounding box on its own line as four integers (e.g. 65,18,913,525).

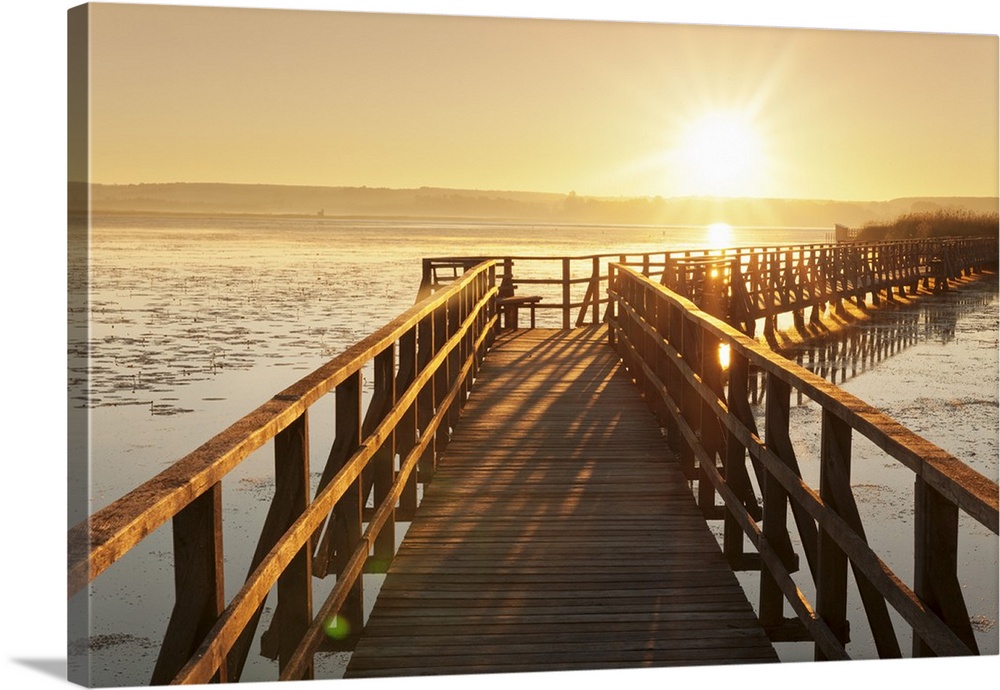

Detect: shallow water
68,215,997,684
72,215,832,511
724,279,999,661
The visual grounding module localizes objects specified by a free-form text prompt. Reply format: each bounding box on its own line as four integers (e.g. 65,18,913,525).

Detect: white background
3,1,998,688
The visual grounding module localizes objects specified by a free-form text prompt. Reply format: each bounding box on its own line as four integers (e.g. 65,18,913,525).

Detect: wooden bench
498,295,542,330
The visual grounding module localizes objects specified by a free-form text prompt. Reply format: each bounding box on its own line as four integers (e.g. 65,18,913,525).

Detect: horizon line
75,180,1000,205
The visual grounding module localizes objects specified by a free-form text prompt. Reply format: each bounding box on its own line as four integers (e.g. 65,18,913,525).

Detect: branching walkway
345,326,778,677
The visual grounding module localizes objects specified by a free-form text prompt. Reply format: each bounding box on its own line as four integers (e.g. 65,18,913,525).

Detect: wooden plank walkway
345,325,778,677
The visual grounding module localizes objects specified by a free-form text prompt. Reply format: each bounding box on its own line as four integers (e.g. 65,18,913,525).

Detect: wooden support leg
417,316,437,482
397,328,419,516
326,373,365,649
913,479,979,656
760,376,795,631
261,413,314,677
369,346,397,572
151,484,226,684
815,411,851,659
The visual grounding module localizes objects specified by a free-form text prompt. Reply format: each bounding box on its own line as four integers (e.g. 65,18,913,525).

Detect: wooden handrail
69,262,497,597
69,260,499,683
421,236,998,332
171,286,498,684
607,263,998,660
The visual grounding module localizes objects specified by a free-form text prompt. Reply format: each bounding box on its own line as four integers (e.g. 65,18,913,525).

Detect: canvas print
67,3,999,687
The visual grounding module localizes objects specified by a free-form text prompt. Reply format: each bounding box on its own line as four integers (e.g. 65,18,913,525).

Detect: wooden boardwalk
345,326,778,677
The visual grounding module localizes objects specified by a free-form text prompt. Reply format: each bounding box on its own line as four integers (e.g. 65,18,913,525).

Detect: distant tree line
855,209,999,241
79,182,999,232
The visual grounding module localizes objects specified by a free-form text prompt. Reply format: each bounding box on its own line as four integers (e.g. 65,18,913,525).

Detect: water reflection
749,278,997,400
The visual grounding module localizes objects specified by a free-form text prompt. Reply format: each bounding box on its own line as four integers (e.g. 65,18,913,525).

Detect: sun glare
707,221,734,249
675,112,765,197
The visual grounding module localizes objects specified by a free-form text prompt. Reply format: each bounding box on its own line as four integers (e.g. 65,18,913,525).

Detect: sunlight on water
706,221,734,249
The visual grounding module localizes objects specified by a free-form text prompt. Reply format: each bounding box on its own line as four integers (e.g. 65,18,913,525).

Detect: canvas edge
68,3,92,688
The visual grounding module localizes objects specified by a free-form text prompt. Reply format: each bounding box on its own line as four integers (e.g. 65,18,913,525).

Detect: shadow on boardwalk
346,327,778,677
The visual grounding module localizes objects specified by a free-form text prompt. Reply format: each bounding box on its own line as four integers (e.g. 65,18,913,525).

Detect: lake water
68,215,997,685
732,277,999,661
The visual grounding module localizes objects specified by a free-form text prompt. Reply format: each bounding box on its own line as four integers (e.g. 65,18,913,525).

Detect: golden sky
83,2,998,200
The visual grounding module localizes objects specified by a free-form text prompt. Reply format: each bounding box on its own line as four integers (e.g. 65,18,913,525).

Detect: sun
674,111,765,197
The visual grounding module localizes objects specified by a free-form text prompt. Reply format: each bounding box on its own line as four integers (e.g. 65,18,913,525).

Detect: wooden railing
420,237,997,335
420,250,822,329
419,254,627,329
69,238,996,682
606,263,998,660
715,237,999,339
68,261,499,684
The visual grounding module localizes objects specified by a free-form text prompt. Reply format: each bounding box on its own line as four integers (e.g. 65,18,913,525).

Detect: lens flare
324,615,352,640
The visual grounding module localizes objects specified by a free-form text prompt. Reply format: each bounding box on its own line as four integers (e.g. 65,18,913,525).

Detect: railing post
792,249,806,330
909,241,921,294
417,314,437,481
722,351,762,567
815,410,851,659
913,478,979,656
886,244,898,301
261,412,314,676
604,261,621,340
575,257,596,327
677,309,699,480
764,252,778,341
760,374,796,631
500,257,514,297
486,262,497,349
698,327,723,517
446,293,462,429
592,256,601,324
653,286,674,438
664,300,690,474
370,345,397,572
416,258,434,301
810,247,825,325
562,257,571,330
814,409,903,658
463,279,478,393
833,245,846,316
781,249,792,313
328,372,364,646
150,482,226,684
431,298,452,457
855,246,867,308
870,246,882,306
398,327,419,516
645,285,658,404
607,263,617,346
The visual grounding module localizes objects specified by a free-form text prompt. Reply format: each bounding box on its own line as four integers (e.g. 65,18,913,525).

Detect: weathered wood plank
345,327,777,677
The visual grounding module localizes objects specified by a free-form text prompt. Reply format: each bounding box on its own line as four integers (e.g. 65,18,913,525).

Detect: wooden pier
346,327,777,677
68,237,999,685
